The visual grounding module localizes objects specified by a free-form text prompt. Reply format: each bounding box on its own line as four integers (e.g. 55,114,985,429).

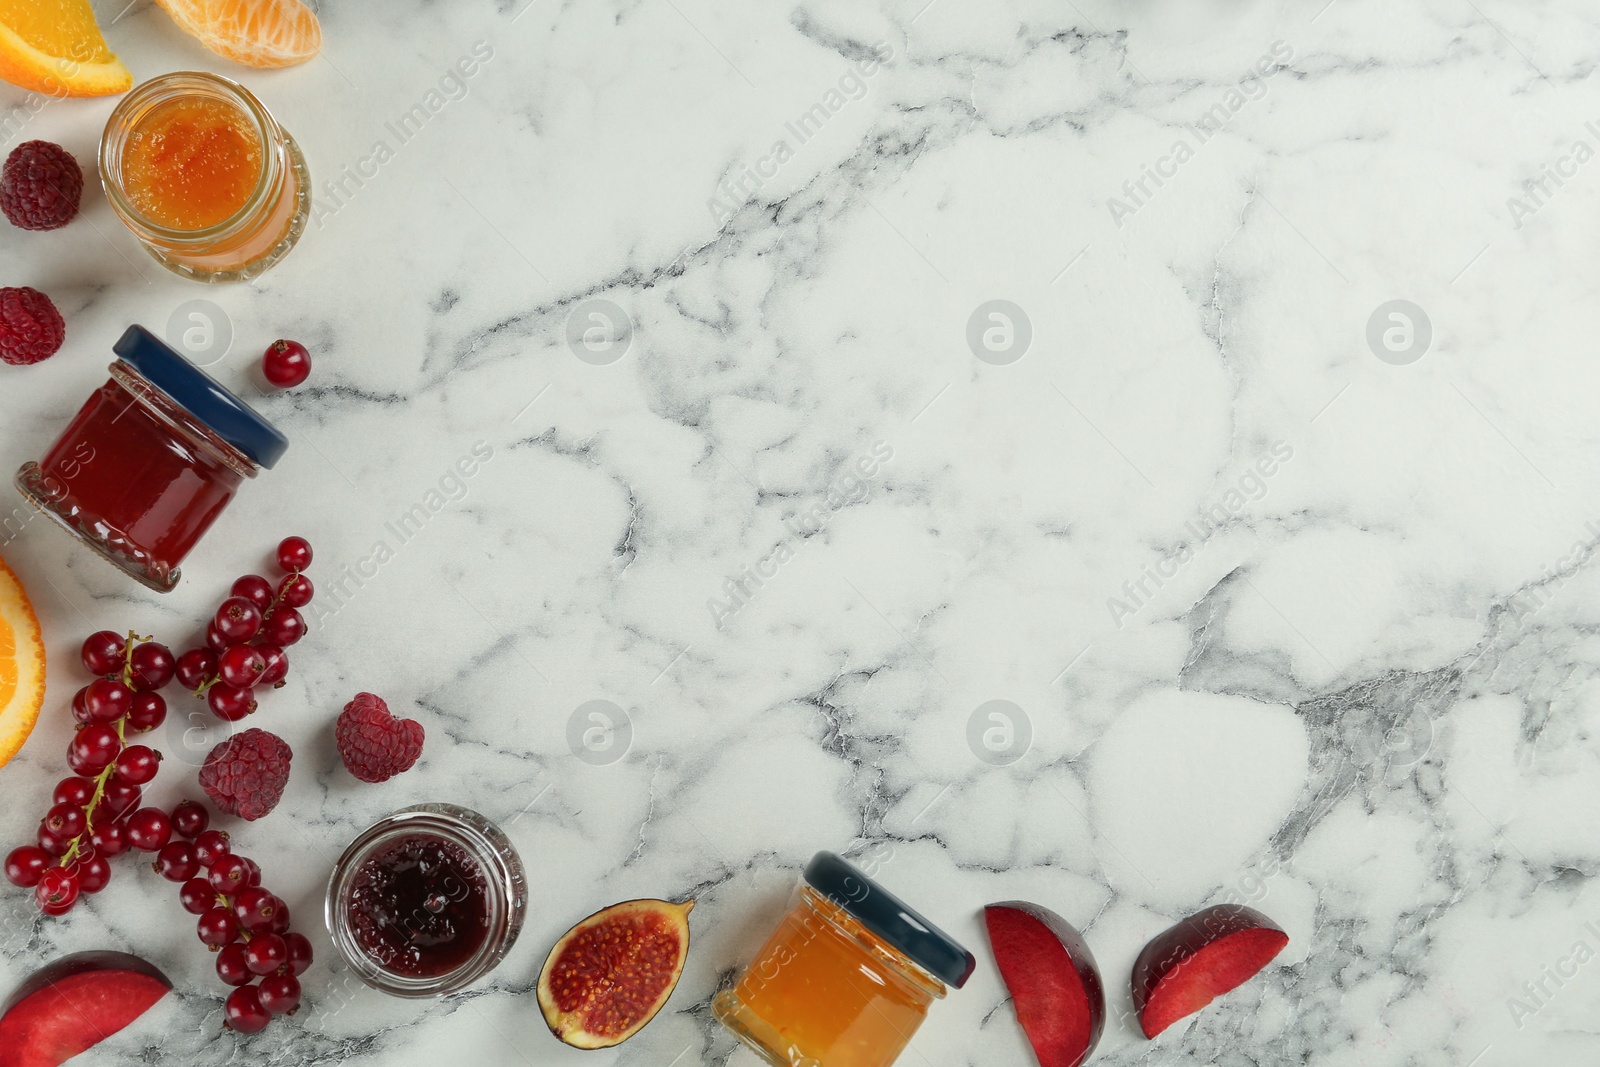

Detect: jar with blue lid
713,851,975,1067
15,325,288,591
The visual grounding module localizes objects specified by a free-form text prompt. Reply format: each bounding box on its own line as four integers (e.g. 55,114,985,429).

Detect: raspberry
0,287,65,366
200,729,292,821
336,693,424,783
1,141,83,231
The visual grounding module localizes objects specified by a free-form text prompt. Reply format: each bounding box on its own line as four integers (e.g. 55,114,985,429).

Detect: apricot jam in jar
327,804,527,998
100,72,310,282
15,326,287,593
713,852,975,1067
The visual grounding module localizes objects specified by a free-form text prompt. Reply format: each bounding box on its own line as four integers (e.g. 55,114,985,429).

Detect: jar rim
99,71,284,246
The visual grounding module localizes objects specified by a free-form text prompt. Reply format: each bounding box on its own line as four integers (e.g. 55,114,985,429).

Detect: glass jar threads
326,804,527,998
14,325,288,593
100,72,310,283
713,851,975,1067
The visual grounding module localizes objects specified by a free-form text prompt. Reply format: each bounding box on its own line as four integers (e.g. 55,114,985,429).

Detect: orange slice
153,0,321,69
0,552,46,772
0,0,134,98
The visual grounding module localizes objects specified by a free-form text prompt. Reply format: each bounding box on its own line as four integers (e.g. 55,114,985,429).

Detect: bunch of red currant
158,799,311,1032
3,631,177,913
174,537,314,721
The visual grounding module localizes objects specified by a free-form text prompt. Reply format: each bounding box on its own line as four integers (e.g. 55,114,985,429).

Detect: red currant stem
59,716,127,869
194,674,221,698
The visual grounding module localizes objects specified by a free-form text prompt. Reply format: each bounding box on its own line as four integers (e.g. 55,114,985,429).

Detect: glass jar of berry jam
14,325,287,593
713,851,975,1067
100,72,310,283
326,804,527,998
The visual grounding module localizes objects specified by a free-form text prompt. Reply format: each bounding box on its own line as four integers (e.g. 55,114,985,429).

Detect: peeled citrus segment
537,899,694,1050
152,0,320,69
0,552,46,772
0,0,133,98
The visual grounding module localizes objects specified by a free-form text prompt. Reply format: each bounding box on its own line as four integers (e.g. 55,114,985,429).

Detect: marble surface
5,0,1600,1064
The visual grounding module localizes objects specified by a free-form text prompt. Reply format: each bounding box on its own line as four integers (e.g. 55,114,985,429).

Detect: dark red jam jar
14,325,288,592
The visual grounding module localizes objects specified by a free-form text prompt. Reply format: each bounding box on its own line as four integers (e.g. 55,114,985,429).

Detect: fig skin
1131,903,1288,1038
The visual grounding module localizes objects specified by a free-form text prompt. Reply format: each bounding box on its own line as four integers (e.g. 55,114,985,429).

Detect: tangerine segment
152,0,320,69
0,553,46,772
0,0,133,97
538,899,693,1050
122,97,263,231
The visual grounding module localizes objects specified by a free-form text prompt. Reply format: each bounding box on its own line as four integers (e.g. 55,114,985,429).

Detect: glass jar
100,72,310,283
714,852,975,1067
14,325,287,593
326,804,527,998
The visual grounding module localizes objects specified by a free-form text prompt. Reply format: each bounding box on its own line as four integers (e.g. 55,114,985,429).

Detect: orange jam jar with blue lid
713,851,974,1067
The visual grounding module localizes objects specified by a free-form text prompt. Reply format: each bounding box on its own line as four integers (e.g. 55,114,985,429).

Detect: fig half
985,902,1105,1067
1131,903,1288,1038
537,898,693,1049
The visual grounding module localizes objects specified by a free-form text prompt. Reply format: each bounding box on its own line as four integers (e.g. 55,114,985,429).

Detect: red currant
257,973,301,1015
113,745,161,785
155,840,201,882
262,339,311,389
223,984,271,1033
36,824,71,857
172,800,210,839
180,876,217,915
77,853,112,893
276,536,312,573
245,933,288,975
70,686,94,725
4,845,49,888
82,679,132,724
268,900,292,934
214,597,263,644
68,723,122,774
206,621,231,653
90,821,130,857
193,829,231,868
277,572,313,608
126,692,167,733
100,779,143,820
128,641,176,691
284,931,314,976
80,630,125,676
208,854,252,894
175,648,217,691
216,943,253,987
53,776,94,808
44,803,86,839
126,808,173,852
232,886,279,931
198,905,240,948
207,683,257,721
261,607,304,647
230,574,276,611
238,857,262,888
35,867,79,915
217,645,268,689
255,645,289,687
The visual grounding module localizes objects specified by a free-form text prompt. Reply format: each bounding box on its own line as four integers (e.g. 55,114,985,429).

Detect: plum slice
0,951,171,1067
1131,903,1287,1038
984,902,1106,1067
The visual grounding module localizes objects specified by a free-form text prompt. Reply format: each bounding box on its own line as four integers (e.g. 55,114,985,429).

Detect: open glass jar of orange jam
100,72,310,283
713,852,974,1067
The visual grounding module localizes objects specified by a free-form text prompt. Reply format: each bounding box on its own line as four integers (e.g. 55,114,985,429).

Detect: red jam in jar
347,835,492,979
14,325,287,592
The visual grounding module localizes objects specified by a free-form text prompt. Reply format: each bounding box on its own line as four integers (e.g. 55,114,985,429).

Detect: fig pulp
0,951,171,1067
1132,903,1288,1038
537,898,693,1049
984,903,1105,1067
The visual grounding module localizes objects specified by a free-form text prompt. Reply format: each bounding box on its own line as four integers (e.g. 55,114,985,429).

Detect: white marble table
4,0,1600,1064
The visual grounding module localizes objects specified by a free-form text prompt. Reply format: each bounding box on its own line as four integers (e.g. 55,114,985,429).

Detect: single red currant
213,597,263,644
35,824,71,857
4,845,49,888
52,776,94,808
68,723,122,774
261,606,304,647
82,678,133,723
268,900,292,934
276,572,313,608
223,984,271,1033
238,857,262,888
193,829,231,868
125,808,173,852
216,943,253,987
172,800,211,839
232,886,278,931
257,973,301,1015
155,840,201,882
230,574,276,611
35,867,80,915
90,821,130,857
113,745,161,785
180,876,217,915
100,779,143,821
255,645,289,687
70,686,94,724
128,641,176,692
218,644,268,689
276,536,312,573
207,683,257,721
198,906,241,948
80,630,125,676
245,933,288,975
208,854,252,894
262,339,311,389
206,622,231,653
77,853,112,894
44,803,86,839
283,932,314,976
176,648,217,691
125,692,167,733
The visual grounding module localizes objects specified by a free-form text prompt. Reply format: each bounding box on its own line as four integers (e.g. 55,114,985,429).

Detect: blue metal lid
804,851,976,989
112,325,288,469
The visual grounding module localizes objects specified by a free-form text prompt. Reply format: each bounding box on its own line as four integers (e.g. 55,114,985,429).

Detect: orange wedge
0,552,46,772
0,0,134,98
153,0,321,69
